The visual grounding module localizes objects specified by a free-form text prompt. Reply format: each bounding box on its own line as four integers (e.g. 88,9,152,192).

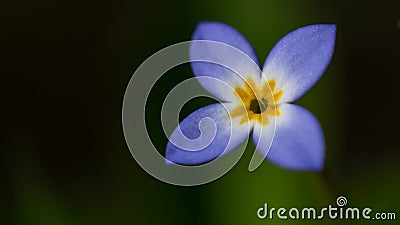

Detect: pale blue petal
166,103,252,165
262,24,336,103
190,22,261,102
253,104,325,171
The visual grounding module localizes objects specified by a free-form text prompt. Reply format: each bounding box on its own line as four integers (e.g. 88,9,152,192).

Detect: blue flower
165,22,336,171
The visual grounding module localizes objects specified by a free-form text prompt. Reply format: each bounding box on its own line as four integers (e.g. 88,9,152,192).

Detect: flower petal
190,22,261,102
253,104,325,171
166,103,252,165
262,24,336,103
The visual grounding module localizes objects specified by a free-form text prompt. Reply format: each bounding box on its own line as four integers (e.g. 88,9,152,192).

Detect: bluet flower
166,22,336,171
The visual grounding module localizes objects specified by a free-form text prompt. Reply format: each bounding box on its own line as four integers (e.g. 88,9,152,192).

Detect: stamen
249,98,268,114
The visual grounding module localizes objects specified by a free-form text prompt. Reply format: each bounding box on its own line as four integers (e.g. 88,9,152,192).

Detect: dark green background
2,0,400,224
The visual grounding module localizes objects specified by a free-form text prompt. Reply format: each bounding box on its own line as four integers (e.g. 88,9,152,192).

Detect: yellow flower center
230,77,283,125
